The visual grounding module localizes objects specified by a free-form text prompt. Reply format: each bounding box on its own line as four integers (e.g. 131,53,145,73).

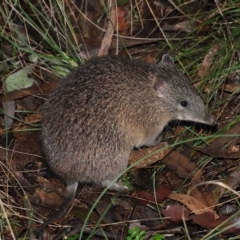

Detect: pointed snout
206,112,217,126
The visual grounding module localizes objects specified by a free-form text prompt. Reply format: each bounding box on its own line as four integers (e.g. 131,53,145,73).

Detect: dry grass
1,0,240,239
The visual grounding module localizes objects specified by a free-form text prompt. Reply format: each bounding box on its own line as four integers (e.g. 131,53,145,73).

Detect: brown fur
39,55,216,237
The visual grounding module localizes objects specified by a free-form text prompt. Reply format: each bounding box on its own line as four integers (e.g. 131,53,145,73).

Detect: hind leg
99,151,130,192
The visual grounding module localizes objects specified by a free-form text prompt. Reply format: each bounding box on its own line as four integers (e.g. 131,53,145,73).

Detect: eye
180,100,188,107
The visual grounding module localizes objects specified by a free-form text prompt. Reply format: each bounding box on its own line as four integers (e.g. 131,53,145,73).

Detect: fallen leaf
36,188,63,207
0,82,57,102
24,113,41,124
156,186,174,202
5,67,34,92
196,146,240,159
136,186,173,205
129,144,172,169
169,193,218,218
190,186,220,211
191,211,218,228
161,151,203,182
162,204,190,221
136,191,156,205
198,43,221,78
221,83,240,93
207,122,240,150
191,211,240,234
116,6,129,33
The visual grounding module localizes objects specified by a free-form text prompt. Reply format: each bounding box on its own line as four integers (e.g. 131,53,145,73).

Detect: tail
38,182,78,240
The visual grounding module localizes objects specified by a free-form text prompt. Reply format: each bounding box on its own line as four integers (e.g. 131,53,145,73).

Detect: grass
1,0,240,239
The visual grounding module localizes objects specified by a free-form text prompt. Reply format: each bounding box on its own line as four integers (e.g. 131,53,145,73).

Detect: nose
208,113,218,126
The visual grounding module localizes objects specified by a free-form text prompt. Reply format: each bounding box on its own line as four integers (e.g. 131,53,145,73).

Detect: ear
153,77,167,98
161,54,174,66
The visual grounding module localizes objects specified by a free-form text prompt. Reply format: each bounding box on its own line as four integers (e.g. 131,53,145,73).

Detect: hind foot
101,179,129,192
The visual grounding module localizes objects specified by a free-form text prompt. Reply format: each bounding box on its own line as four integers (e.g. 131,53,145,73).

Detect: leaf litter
1,0,240,239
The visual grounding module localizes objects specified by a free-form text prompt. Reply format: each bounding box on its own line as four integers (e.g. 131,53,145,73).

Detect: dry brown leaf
0,82,57,102
196,147,240,159
192,211,240,234
36,188,63,207
136,186,173,205
162,204,190,221
198,43,221,78
191,168,240,212
222,83,240,93
169,193,219,219
207,167,240,200
129,143,172,168
212,122,240,148
161,151,203,182
24,113,41,124
203,82,240,94
190,187,221,211
116,6,130,33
